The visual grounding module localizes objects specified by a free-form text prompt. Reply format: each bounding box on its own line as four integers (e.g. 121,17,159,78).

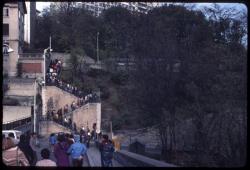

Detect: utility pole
34,79,37,133
110,121,113,139
97,32,99,64
50,36,51,50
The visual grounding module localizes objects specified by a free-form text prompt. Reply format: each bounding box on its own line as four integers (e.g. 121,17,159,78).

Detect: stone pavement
86,141,122,167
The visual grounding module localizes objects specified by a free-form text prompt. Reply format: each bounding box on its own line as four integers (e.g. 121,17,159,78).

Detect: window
3,24,9,36
3,8,9,16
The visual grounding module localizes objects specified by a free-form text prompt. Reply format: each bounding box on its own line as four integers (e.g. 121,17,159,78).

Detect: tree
67,47,85,83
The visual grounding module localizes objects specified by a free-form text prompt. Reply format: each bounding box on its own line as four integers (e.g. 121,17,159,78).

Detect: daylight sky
36,2,247,12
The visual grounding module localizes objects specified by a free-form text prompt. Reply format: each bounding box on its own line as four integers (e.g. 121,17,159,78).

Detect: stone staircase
39,120,72,137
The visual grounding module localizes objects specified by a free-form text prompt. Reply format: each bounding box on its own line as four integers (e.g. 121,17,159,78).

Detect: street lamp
34,79,37,133
43,36,52,87
96,32,99,64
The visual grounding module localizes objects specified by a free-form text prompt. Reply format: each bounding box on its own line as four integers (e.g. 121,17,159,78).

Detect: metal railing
46,81,101,103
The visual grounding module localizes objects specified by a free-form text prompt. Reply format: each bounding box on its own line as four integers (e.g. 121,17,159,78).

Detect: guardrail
114,150,177,167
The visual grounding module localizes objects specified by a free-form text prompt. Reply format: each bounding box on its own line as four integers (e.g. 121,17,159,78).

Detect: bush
111,116,123,130
99,85,110,100
110,72,128,85
87,68,107,78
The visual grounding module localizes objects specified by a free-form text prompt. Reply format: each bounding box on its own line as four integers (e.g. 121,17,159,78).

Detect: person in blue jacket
67,134,87,167
49,133,57,153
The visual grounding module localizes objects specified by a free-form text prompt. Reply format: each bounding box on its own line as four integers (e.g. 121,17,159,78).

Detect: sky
36,2,51,11
36,2,247,12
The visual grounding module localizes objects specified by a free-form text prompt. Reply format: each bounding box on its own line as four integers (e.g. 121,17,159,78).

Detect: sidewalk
86,141,122,167
35,136,89,167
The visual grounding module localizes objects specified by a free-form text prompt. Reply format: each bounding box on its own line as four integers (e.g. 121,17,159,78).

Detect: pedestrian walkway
35,136,89,167
86,141,122,167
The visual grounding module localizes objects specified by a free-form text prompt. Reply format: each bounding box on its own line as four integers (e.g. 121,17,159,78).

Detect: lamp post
97,32,99,64
34,79,37,133
43,36,52,87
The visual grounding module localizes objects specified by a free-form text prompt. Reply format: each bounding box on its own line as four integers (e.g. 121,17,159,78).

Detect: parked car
2,130,22,143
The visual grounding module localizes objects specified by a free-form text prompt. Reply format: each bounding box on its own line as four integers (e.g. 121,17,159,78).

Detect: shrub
87,68,107,77
110,72,128,85
99,86,110,100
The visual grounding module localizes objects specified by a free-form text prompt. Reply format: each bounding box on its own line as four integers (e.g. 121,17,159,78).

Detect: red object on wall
22,63,42,73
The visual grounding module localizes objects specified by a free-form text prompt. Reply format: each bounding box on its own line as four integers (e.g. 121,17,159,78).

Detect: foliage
34,4,246,166
86,68,107,78
110,72,129,85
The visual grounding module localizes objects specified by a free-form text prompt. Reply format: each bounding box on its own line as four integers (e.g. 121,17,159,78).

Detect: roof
3,106,31,124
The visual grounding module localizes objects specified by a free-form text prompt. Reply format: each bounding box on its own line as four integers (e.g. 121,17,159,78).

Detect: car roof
3,130,22,133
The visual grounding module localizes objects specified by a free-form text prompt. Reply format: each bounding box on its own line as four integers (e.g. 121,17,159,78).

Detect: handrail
46,83,101,103
115,150,177,167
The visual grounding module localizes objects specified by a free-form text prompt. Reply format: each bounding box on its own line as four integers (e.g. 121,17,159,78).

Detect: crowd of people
2,130,115,167
45,59,100,103
46,59,62,85
46,92,99,129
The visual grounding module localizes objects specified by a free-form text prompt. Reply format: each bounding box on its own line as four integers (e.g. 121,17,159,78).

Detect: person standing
8,133,19,145
17,134,33,165
49,133,57,153
2,137,29,166
99,135,115,167
36,148,56,167
29,132,38,165
67,135,87,167
54,134,70,166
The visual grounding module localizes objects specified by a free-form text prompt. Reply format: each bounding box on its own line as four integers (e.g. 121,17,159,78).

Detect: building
3,2,27,76
24,1,36,48
80,2,158,17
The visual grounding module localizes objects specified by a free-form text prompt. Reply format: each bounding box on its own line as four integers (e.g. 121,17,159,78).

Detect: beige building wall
24,1,36,47
3,106,31,124
39,121,71,137
5,81,35,96
72,103,101,133
3,2,26,76
42,86,79,116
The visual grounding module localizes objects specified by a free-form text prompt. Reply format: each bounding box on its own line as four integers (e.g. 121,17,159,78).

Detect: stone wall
72,103,101,133
115,127,162,154
5,81,35,96
19,57,44,79
42,86,79,116
3,95,33,106
114,150,177,167
3,105,32,124
39,121,71,137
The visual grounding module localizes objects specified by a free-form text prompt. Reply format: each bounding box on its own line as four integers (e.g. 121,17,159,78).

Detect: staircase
39,119,72,137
